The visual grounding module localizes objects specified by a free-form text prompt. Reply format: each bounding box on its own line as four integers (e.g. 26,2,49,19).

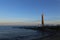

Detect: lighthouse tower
42,13,44,27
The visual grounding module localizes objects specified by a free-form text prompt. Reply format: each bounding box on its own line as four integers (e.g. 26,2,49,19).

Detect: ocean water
0,26,54,40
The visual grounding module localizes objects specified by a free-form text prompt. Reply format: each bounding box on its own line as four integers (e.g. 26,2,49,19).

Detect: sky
0,0,60,25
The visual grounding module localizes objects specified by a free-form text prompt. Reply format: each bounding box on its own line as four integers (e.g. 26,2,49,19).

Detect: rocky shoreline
13,25,60,40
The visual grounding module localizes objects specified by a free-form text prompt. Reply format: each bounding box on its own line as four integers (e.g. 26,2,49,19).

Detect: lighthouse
42,13,44,27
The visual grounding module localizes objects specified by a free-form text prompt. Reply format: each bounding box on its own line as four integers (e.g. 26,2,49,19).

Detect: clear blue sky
0,0,60,24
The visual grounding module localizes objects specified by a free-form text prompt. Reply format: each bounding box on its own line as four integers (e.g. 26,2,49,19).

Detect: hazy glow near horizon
0,0,60,25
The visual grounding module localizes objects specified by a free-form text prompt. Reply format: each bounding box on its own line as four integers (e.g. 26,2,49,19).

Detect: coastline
13,26,60,40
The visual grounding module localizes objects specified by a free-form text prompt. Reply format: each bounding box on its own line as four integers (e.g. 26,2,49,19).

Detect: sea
0,26,55,40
